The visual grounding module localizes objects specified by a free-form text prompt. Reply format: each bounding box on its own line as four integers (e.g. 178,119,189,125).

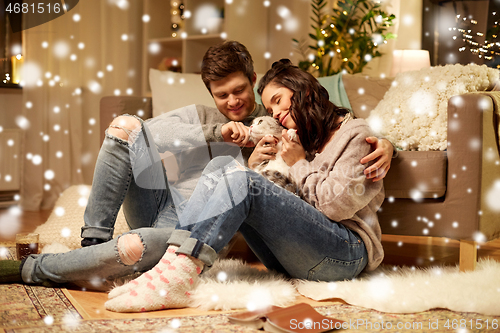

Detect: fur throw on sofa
367,64,499,151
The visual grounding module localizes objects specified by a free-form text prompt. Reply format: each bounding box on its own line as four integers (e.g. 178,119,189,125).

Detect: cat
248,116,299,194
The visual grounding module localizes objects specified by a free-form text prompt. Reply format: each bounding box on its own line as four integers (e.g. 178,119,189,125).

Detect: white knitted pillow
366,64,499,151
35,185,130,251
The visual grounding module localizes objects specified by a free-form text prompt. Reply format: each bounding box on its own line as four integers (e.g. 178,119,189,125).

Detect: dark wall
422,0,495,66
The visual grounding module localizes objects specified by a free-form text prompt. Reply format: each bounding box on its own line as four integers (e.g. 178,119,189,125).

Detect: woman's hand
360,137,393,182
281,129,306,166
248,135,279,170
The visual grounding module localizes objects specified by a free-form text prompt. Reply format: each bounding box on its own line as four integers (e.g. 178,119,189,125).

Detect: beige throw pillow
35,185,130,251
149,69,216,117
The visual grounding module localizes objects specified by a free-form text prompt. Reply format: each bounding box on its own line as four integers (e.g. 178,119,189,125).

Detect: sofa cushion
342,74,393,119
150,69,265,117
34,185,130,251
383,151,447,199
317,73,352,109
150,69,216,117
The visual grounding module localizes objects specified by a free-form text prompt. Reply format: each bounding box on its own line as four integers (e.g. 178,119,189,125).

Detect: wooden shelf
142,0,270,96
0,83,22,89
149,34,224,43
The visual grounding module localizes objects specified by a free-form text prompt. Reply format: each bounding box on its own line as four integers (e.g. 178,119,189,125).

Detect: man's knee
108,116,141,141
204,156,238,174
117,233,144,265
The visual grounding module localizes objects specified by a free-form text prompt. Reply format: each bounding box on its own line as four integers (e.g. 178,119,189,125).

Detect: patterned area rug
2,247,500,332
2,283,500,333
0,285,82,331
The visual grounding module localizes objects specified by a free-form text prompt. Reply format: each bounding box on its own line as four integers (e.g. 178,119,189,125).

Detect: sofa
99,69,500,271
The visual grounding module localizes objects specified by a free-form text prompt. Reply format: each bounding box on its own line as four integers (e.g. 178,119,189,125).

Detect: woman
103,59,385,312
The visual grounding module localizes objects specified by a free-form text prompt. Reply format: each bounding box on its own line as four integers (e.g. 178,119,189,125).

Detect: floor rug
296,259,500,316
2,247,500,332
0,285,82,332
2,285,500,333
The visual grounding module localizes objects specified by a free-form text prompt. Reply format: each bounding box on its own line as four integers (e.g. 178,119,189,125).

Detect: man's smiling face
210,71,257,122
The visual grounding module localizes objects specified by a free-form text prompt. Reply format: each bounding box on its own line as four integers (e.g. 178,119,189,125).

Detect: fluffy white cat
248,116,299,193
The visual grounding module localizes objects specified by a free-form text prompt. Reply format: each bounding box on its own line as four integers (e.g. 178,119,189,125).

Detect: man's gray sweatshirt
145,104,268,200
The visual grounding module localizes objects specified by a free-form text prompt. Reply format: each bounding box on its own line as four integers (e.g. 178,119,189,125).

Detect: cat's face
248,116,284,143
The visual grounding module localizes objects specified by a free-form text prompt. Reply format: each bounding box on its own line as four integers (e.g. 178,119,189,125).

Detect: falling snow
0,206,21,237
61,227,71,237
169,319,181,329
15,116,30,130
62,312,81,330
486,180,500,212
217,271,227,282
32,155,42,165
78,197,88,207
54,207,65,217
44,170,55,180
20,62,42,87
88,81,103,94
53,41,70,59
43,315,54,325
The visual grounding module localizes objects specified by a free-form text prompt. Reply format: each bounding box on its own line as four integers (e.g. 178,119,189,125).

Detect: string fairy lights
170,0,185,37
453,10,500,66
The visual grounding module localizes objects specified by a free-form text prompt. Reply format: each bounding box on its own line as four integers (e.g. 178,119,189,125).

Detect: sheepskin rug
296,259,500,316
367,64,499,151
180,259,500,315
190,259,298,311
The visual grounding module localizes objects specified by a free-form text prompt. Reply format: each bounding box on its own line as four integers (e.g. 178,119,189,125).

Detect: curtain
21,0,143,210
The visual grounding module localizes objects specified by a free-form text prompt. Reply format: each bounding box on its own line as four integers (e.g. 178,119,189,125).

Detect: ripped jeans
21,228,174,291
80,115,182,241
21,115,184,290
171,156,369,282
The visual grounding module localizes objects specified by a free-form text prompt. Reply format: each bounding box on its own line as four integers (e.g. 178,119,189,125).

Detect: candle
11,54,24,84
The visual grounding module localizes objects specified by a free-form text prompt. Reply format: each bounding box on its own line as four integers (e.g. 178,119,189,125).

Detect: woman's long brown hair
257,59,351,153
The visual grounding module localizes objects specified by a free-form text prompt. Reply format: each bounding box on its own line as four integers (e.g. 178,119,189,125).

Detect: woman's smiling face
260,82,297,130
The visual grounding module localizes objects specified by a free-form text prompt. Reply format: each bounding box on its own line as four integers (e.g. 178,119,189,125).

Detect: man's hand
248,135,279,170
281,129,305,166
221,121,254,147
360,137,393,182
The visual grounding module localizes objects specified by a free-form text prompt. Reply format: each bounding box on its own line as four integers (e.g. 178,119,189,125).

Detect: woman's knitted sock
0,260,22,283
108,245,179,299
105,253,203,312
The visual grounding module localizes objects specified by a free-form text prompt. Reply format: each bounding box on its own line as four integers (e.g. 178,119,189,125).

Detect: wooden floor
0,208,52,243
2,207,500,320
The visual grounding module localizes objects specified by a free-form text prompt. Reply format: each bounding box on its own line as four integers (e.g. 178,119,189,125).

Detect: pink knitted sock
108,245,179,299
105,253,203,312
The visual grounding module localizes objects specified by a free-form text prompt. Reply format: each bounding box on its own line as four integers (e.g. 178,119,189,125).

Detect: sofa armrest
478,91,500,159
447,92,500,240
99,96,153,143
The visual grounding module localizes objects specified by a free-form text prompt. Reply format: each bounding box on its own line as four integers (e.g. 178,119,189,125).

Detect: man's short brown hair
201,41,254,94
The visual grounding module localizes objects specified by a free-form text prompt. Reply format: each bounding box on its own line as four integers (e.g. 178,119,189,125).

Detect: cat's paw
287,129,297,142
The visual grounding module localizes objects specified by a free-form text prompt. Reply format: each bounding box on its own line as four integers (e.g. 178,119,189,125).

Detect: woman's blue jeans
173,156,368,282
